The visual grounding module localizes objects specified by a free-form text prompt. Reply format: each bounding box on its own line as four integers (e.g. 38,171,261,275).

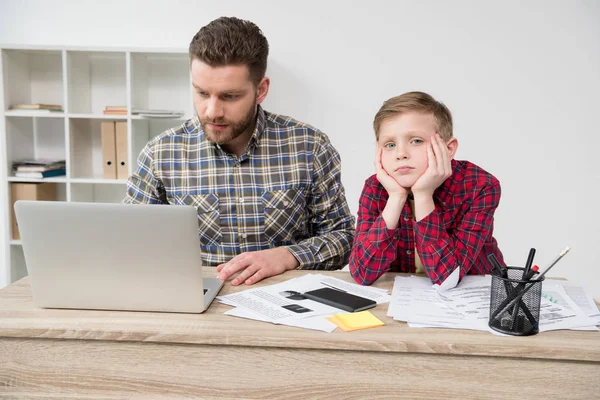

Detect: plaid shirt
349,159,504,285
124,106,355,269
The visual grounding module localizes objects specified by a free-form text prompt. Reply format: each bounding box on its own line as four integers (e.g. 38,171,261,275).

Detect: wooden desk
1,270,599,399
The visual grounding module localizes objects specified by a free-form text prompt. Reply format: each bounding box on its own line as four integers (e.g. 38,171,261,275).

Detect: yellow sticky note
327,316,352,332
330,311,384,331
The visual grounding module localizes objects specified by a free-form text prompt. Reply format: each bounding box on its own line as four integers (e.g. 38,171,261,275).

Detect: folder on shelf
10,183,57,240
115,121,128,180
101,121,117,179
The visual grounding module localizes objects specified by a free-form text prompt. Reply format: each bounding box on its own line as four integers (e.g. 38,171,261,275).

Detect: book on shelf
8,108,63,115
14,168,66,179
104,105,127,115
12,159,66,173
9,103,63,112
12,159,66,172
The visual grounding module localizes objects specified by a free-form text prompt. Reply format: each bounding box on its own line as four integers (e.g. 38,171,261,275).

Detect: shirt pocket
262,188,307,244
167,193,222,248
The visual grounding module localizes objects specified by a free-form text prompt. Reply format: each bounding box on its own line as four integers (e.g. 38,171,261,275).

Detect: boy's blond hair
373,91,453,141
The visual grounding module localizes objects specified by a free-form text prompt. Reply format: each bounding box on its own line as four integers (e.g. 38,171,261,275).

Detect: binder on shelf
115,121,129,180
101,121,117,179
10,183,57,240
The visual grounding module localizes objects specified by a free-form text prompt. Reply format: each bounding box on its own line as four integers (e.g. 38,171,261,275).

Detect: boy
349,91,504,285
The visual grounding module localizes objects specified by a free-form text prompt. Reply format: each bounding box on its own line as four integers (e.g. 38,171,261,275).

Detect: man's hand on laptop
216,247,300,286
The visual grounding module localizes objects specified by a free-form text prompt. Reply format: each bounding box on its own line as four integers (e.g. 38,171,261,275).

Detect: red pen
523,265,539,281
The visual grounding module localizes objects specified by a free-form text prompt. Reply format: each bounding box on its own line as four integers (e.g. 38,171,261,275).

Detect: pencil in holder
488,266,544,336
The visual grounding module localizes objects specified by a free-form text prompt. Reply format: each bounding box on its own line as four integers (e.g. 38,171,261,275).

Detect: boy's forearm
412,193,435,222
413,206,496,285
349,235,394,285
349,215,399,285
412,208,461,284
382,194,407,229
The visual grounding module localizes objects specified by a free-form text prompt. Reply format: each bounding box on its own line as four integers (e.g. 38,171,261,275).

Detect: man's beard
200,101,257,146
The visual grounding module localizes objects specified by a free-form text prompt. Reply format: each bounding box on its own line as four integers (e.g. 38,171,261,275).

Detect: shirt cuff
284,244,315,269
413,208,444,244
363,215,399,251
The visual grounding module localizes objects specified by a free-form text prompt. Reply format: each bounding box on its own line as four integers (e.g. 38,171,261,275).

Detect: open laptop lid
14,200,223,313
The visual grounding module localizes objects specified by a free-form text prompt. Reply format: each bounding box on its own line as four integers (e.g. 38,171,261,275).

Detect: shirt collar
249,105,266,148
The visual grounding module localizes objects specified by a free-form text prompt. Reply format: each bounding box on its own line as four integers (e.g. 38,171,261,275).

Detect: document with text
218,273,391,332
388,274,599,333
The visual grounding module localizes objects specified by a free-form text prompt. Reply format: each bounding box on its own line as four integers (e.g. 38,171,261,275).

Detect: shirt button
442,201,447,206
240,233,247,239
283,201,290,207
406,249,413,255
239,198,244,203
403,216,409,222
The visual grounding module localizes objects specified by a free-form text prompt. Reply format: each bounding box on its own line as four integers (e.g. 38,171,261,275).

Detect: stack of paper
132,108,184,118
388,273,600,333
327,311,385,332
217,273,391,332
12,159,66,179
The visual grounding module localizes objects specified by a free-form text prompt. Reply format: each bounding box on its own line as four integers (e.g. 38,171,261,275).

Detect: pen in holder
488,266,544,336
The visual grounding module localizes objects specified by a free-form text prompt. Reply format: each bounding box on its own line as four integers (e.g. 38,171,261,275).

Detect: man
124,17,355,286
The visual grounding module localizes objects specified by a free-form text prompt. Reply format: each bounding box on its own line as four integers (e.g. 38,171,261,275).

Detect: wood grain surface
1,269,598,399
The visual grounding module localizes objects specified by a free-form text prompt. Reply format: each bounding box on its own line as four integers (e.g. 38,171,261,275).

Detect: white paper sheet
224,306,338,332
538,285,598,332
545,279,600,325
388,274,599,333
217,273,387,332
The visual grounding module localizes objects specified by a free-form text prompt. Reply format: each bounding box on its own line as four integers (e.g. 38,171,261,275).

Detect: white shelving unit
0,46,194,287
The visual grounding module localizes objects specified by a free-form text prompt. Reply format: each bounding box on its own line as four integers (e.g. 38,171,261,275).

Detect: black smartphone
303,287,376,312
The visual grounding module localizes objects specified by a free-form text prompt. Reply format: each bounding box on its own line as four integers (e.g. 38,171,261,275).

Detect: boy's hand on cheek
412,134,452,198
375,146,408,229
375,147,408,199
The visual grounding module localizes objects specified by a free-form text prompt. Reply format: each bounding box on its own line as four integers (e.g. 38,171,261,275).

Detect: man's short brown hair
189,17,269,86
373,91,453,140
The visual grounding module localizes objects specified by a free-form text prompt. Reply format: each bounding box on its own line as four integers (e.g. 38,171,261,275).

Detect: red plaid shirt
349,159,504,285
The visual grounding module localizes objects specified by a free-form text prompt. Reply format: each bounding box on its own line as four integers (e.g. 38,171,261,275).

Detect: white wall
1,0,599,298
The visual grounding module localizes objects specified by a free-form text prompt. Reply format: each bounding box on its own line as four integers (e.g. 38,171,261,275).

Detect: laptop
14,200,224,313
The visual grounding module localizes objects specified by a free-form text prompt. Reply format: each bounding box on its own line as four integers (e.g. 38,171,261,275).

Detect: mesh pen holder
488,267,544,336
